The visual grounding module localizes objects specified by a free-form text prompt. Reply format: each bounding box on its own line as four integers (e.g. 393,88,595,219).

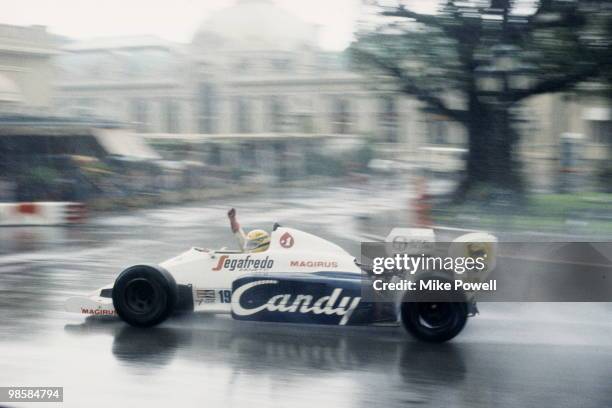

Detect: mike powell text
370,254,497,293
373,278,497,292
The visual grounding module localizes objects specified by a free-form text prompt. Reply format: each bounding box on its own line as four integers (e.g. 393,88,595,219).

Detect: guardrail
0,202,86,226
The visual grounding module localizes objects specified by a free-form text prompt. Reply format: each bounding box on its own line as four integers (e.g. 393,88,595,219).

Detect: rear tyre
400,275,468,343
401,301,468,343
112,265,178,327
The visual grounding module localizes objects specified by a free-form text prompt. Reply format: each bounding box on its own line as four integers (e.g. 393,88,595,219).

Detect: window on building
591,120,612,145
234,97,251,133
269,96,285,132
271,58,292,72
427,117,449,145
379,96,398,142
234,58,252,74
274,142,288,180
131,98,148,132
297,114,314,133
208,144,221,166
198,83,217,134
77,98,95,117
164,100,179,133
332,97,350,134
240,142,257,166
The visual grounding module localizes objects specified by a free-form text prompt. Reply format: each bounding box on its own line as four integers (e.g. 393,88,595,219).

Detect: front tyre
112,265,178,327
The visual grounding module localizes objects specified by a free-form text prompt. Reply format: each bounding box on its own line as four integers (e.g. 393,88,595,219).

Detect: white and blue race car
65,225,496,342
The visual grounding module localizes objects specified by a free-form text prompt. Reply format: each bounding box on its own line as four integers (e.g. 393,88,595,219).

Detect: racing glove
228,208,240,233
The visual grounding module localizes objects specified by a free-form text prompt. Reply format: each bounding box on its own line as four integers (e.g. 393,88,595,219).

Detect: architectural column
151,99,165,133
312,93,330,134
363,96,379,139
354,96,375,136
397,97,411,146
256,143,277,179
402,98,421,153
180,98,196,134
251,96,266,133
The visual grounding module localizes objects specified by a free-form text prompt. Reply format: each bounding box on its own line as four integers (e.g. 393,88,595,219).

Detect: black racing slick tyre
401,301,468,343
400,274,468,343
112,265,178,327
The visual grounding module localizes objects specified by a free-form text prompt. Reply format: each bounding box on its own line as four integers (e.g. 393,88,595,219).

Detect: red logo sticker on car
279,232,294,248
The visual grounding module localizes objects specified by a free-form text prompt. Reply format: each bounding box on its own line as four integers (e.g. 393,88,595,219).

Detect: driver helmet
245,229,270,253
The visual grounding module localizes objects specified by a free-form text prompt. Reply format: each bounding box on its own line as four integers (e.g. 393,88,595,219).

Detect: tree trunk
454,95,524,203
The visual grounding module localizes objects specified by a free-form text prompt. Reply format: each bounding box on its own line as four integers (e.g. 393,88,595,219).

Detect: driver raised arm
227,208,270,253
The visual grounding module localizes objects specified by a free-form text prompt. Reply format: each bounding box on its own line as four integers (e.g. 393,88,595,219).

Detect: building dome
0,73,22,103
194,0,317,51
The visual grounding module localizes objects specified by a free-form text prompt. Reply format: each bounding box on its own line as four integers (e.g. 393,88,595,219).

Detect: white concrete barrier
0,202,86,226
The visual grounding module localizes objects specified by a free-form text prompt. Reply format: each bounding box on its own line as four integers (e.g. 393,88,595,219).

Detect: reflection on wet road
1,185,611,407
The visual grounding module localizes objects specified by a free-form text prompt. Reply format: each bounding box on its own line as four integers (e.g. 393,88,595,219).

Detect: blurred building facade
518,89,611,189
54,35,187,132
53,0,432,147
50,0,610,189
0,24,58,111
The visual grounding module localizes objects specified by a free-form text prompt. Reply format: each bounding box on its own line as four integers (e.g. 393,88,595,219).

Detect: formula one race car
65,225,497,342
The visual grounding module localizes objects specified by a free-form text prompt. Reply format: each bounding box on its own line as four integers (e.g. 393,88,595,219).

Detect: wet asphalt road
1,184,612,408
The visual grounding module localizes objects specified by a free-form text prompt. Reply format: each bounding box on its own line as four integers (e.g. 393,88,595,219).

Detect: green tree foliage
351,0,611,201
